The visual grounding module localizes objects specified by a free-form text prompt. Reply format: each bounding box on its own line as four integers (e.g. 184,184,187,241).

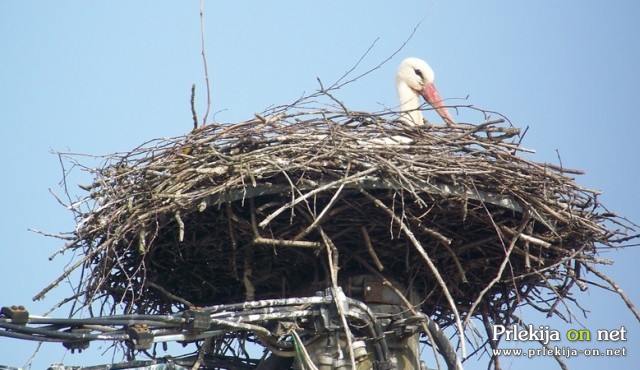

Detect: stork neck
397,83,423,126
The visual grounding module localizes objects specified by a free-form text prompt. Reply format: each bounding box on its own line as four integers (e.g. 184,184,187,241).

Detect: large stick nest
43,98,637,331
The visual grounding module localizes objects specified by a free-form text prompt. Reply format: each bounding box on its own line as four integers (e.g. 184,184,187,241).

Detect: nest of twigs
41,97,637,333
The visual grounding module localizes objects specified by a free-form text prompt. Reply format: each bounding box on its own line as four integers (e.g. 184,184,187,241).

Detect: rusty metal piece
63,327,91,352
1,305,29,325
183,309,210,332
126,325,153,350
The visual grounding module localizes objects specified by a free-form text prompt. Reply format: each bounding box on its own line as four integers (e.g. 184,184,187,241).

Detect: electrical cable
0,293,428,370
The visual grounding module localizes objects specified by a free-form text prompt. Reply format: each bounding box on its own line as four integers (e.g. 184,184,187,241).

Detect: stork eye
413,68,424,80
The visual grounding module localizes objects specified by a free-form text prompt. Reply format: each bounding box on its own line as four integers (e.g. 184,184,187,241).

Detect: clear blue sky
1,1,638,369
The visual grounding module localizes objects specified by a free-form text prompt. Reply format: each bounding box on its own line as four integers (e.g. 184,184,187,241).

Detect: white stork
396,57,454,126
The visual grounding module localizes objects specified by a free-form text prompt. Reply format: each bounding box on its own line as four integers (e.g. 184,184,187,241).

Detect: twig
360,226,384,271
583,263,640,322
175,211,185,242
145,280,194,308
33,244,107,301
253,237,321,249
190,83,198,130
319,227,357,370
199,0,211,126
325,20,422,92
511,314,569,370
191,337,212,370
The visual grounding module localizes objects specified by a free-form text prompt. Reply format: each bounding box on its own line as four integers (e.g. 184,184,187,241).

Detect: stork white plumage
396,57,454,126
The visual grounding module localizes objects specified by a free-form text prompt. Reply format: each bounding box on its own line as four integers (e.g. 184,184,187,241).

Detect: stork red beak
421,83,454,126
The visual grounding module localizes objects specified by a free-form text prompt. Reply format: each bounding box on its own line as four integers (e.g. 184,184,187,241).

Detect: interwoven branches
40,99,638,354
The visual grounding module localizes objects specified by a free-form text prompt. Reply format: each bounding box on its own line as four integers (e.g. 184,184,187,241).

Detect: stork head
396,57,454,126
